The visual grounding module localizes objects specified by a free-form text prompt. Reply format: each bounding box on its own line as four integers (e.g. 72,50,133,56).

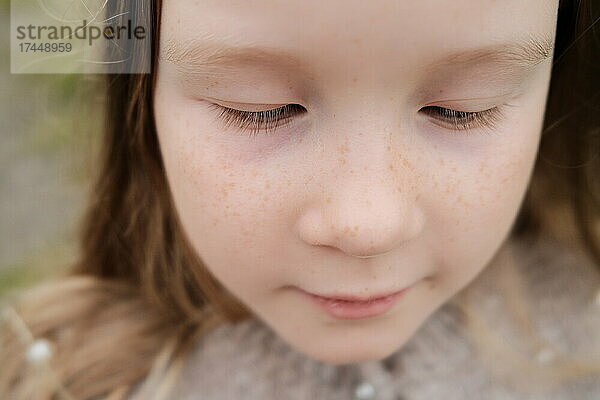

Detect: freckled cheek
165,150,300,294
156,100,297,257
163,143,288,248
440,131,538,212
424,136,538,276
472,159,531,221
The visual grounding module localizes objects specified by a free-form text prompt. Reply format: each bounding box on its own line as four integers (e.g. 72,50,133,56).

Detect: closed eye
207,103,307,137
208,102,508,137
419,106,506,133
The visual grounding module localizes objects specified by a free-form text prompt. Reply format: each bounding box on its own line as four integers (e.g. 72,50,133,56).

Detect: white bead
354,381,376,400
26,339,53,364
535,347,556,364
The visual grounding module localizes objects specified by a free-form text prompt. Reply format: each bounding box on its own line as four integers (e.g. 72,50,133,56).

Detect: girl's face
154,0,558,364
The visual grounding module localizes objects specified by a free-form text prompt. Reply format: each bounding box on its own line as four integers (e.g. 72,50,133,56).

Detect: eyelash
208,103,305,137
208,102,506,137
420,106,505,134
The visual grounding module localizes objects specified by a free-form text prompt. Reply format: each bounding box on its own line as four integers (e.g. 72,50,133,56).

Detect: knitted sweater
128,235,600,400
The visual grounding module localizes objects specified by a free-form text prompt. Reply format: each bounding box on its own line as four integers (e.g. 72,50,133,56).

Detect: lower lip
299,288,409,320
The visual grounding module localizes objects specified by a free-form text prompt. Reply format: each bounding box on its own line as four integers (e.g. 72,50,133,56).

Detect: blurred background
0,0,103,298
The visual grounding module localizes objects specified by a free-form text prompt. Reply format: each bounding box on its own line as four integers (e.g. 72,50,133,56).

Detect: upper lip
300,287,408,302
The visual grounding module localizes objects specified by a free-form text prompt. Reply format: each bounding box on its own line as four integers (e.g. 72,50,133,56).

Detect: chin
300,342,400,366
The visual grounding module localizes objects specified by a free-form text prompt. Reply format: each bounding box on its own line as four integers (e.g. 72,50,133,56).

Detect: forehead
160,0,558,78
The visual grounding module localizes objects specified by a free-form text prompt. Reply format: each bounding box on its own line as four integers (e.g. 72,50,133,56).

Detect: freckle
353,225,358,230
352,77,358,82
451,167,456,172
326,197,332,203
338,157,346,165
338,142,349,154
388,163,395,171
358,132,363,136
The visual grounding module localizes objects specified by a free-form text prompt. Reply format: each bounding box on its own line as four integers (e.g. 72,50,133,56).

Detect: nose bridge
302,103,423,258
323,96,410,194
320,90,401,172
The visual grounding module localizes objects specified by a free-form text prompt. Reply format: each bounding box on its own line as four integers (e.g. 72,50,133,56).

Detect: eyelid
207,102,307,137
202,96,289,111
206,97,515,137
422,91,519,109
419,89,523,133
420,104,514,133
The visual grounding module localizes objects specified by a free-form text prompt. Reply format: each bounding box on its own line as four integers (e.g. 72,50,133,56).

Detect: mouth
295,286,411,320
305,289,407,302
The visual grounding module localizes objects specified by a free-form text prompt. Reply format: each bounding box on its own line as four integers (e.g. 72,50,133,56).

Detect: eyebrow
422,33,555,74
160,35,307,77
161,32,555,77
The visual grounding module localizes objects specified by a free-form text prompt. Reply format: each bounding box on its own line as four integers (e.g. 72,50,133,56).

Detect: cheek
426,123,541,284
154,102,297,294
426,59,550,250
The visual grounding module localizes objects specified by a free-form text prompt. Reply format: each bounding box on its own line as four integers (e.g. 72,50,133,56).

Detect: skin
154,0,559,365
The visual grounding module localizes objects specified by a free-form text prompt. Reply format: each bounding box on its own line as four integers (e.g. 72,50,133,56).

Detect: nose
297,183,423,258
295,125,424,259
